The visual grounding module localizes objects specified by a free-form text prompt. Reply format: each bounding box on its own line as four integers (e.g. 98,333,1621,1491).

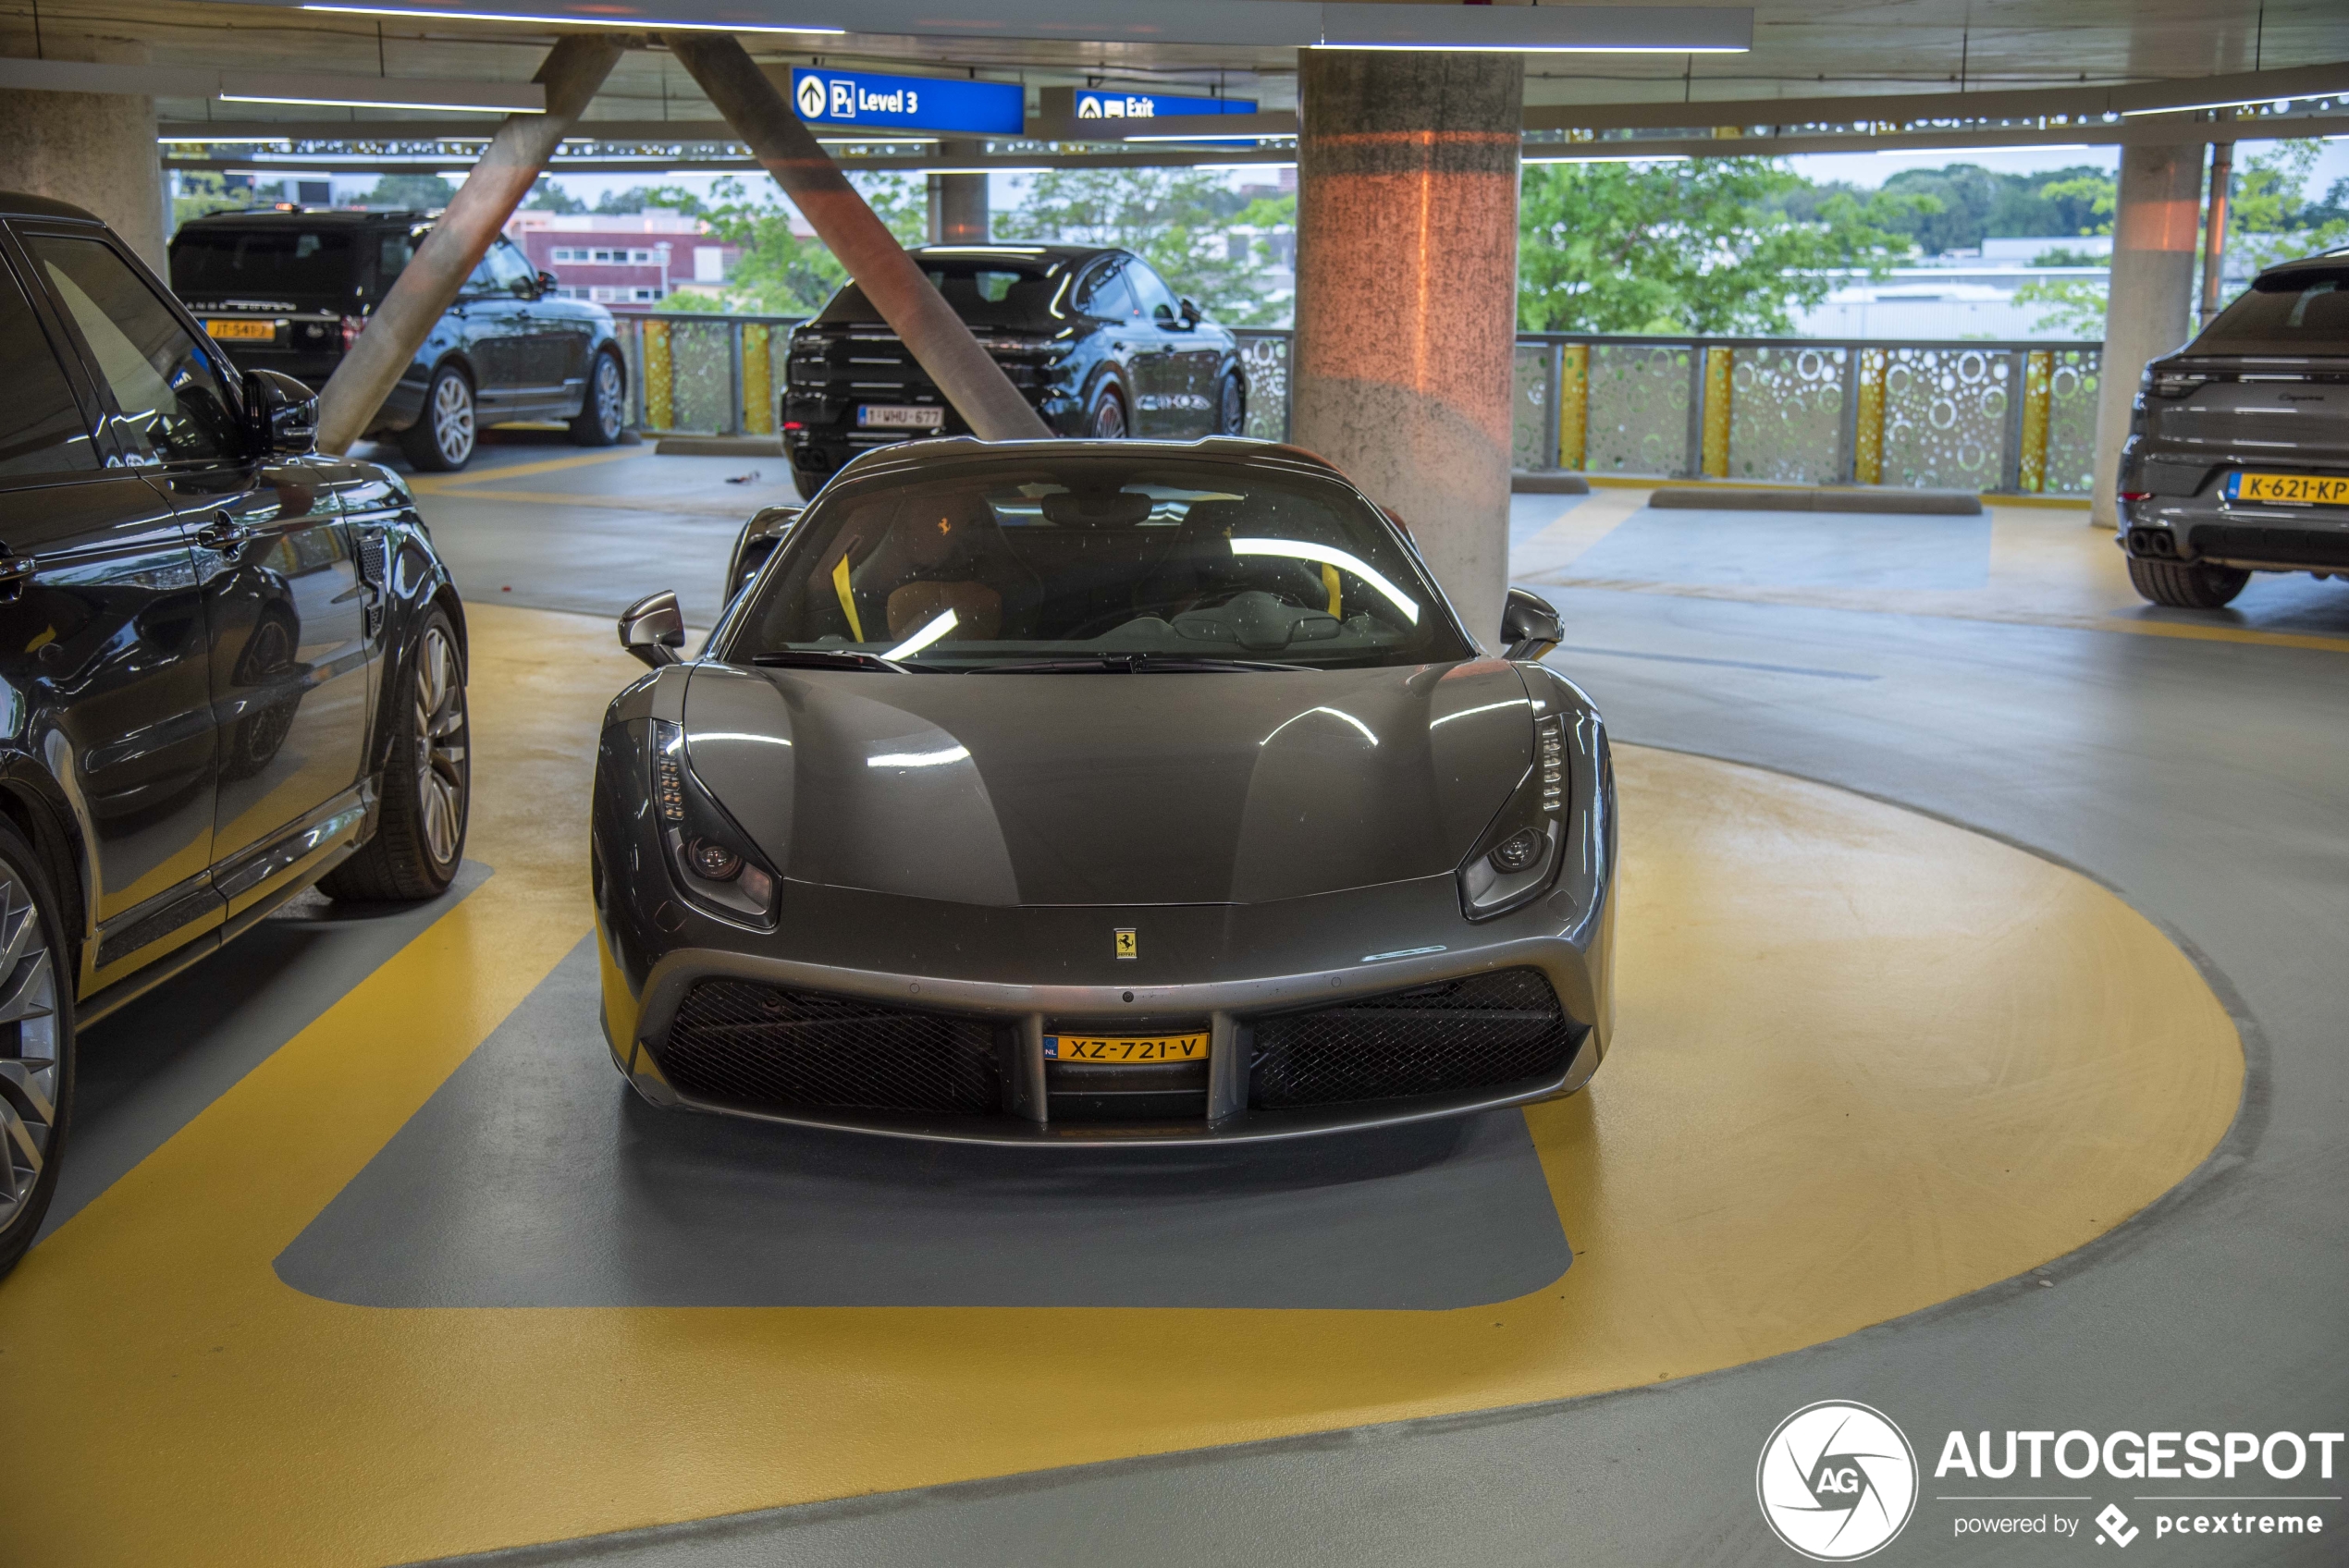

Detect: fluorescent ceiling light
221,92,533,113
302,3,843,31
1310,42,1745,53
922,166,1051,176
1198,162,1295,172
1525,152,1689,163
1123,133,1266,143
160,134,292,144
2121,98,2292,117
1874,142,2090,155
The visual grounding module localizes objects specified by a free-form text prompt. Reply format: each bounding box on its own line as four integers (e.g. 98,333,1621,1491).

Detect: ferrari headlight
650,719,778,927
1457,714,1568,922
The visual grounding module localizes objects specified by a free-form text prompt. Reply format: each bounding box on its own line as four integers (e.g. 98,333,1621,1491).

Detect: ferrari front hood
681,659,1533,908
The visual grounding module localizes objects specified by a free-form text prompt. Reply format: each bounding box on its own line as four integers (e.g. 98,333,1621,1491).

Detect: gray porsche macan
591,436,1616,1142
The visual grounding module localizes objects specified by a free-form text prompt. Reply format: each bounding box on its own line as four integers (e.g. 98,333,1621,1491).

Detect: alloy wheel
432,373,476,468
0,868,59,1237
1221,375,1246,435
592,355,624,439
1091,394,1126,439
412,625,468,869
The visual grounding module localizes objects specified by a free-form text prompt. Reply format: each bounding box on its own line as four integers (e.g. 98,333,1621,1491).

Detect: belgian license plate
204,319,275,341
857,404,942,429
1044,1032,1209,1063
2226,471,2349,507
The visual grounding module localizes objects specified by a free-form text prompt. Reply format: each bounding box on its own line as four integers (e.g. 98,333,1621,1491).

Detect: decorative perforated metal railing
612,315,2103,497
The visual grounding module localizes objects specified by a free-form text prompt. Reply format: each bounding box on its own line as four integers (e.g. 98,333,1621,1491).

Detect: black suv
2119,248,2349,607
782,245,1247,501
171,209,628,472
0,192,473,1278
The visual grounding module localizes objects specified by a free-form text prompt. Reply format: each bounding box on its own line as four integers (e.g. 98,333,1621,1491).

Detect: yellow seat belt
831,553,865,642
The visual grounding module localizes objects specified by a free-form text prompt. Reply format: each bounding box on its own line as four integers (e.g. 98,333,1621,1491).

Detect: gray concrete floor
69,448,2349,1564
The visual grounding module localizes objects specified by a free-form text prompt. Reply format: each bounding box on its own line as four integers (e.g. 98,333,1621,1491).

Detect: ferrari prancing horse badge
1113,927,1138,961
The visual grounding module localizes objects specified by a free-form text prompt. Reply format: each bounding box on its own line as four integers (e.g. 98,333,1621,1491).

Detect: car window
2195,268,2349,350
473,239,537,297
31,235,242,467
169,226,358,303
1125,262,1181,325
0,254,101,482
374,227,424,299
815,258,1075,330
726,454,1472,670
1075,263,1138,322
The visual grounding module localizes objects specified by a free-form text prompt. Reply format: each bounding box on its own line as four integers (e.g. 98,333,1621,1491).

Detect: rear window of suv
817,257,1069,330
2195,267,2349,350
171,227,361,303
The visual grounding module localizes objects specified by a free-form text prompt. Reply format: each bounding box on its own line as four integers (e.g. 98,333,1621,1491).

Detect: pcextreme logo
1758,1402,1921,1561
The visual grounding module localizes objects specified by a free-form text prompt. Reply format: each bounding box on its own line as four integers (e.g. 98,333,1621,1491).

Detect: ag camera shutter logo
795,74,827,119
1757,1402,1919,1561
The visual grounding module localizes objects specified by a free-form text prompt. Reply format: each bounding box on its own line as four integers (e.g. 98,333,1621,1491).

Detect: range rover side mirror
1178,296,1203,327
535,269,560,298
1501,587,1564,663
243,368,318,458
619,589,686,668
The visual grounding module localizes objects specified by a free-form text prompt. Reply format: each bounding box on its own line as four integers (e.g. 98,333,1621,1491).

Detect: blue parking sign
790,67,1025,136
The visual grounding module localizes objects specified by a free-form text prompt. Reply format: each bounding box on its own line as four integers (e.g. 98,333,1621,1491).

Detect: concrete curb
1648,484,1982,515
654,435,783,457
1510,472,1592,495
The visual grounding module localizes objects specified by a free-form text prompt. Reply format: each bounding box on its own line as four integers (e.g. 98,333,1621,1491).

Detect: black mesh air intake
658,979,1004,1116
1248,967,1577,1109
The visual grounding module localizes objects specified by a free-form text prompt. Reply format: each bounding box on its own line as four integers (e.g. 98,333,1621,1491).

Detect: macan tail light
1457,712,1568,922
650,720,780,927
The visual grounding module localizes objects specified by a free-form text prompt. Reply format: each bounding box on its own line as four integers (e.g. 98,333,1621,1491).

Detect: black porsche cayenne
781,244,1248,500
2118,248,2349,608
0,192,473,1278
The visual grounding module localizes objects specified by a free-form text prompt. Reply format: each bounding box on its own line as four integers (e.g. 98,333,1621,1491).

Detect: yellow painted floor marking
0,617,2243,1565
407,448,647,493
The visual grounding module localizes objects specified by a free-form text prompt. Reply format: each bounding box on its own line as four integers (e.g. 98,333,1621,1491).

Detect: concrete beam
1290,48,1522,652
313,35,621,456
2089,141,2202,530
664,31,1046,443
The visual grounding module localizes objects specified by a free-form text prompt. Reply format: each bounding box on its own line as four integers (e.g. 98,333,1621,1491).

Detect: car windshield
721,454,1471,670
170,227,359,303
815,256,1071,331
2195,267,2349,351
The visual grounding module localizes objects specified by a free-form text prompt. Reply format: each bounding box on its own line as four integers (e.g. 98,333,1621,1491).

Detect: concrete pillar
2090,141,2202,528
0,35,166,271
1289,49,1523,650
667,32,1045,441
928,141,988,243
314,35,622,454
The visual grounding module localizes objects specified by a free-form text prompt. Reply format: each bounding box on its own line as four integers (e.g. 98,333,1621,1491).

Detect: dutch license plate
205,319,276,341
857,404,943,429
1044,1032,1209,1063
2226,471,2349,507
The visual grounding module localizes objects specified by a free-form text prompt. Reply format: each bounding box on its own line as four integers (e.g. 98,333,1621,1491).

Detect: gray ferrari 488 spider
592,436,1616,1143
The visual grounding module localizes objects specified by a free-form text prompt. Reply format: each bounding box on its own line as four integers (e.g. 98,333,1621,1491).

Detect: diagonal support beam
663,31,1049,443
314,35,622,457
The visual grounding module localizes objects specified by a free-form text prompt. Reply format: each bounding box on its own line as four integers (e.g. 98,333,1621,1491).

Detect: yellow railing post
1853,347,1888,486
2017,349,2052,493
643,319,674,432
1701,345,1733,478
742,323,775,435
1558,343,1589,471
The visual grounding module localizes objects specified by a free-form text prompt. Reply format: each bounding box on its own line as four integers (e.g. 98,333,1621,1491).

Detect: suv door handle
195,513,252,551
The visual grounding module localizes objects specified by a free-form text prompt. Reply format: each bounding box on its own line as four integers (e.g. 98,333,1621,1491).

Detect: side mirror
725,505,801,606
243,368,318,458
619,589,686,668
1501,587,1563,663
535,269,560,298
1178,296,1203,327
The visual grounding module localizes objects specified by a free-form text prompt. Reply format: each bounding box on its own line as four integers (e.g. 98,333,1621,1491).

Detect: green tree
1876,164,2000,254
524,177,584,214
998,168,1291,325
626,175,924,314
171,171,251,231
1517,157,1922,334
362,173,457,211
2229,139,2349,273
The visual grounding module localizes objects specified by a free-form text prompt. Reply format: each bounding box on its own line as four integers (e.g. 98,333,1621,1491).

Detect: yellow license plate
1044,1032,1208,1063
205,319,276,341
2229,471,2349,507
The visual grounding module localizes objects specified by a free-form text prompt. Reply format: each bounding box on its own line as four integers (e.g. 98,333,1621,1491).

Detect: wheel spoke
0,949,52,1026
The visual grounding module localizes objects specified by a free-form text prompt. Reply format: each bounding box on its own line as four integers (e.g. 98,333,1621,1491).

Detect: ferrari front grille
658,979,1005,1116
1248,968,1576,1109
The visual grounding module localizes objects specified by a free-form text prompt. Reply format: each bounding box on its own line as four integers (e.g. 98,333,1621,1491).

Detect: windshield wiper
970,654,1316,674
749,649,929,673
